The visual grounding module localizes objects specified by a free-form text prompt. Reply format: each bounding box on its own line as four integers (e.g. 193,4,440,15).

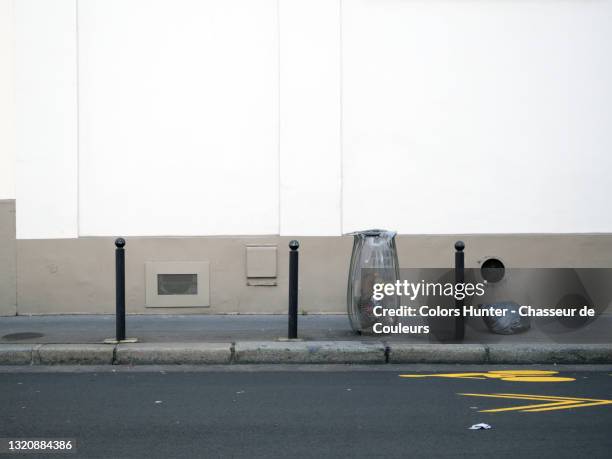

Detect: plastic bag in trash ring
481,301,531,335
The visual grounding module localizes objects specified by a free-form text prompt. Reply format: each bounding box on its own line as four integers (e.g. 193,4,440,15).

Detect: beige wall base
1,200,612,314
0,200,16,315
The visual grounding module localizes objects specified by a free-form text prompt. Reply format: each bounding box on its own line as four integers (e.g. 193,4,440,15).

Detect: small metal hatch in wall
145,261,210,307
246,245,277,286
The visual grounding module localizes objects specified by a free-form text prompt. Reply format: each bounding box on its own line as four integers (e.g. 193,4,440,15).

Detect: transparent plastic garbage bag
481,301,531,335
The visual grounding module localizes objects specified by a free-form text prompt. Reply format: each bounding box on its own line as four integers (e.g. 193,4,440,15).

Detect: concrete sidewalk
1,314,611,365
2,313,611,344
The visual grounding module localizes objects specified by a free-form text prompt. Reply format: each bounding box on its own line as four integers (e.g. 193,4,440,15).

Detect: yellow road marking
459,393,612,413
499,376,575,382
524,400,612,412
495,393,600,401
400,373,487,379
399,370,575,382
461,393,580,402
483,401,577,413
483,370,558,375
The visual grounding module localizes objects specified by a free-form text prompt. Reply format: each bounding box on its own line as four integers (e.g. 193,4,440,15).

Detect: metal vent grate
157,273,198,295
145,261,210,308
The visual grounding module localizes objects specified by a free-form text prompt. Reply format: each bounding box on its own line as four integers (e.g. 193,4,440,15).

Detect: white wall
15,0,78,238
0,0,15,200
78,0,279,236
342,0,612,234
12,0,612,238
279,0,341,236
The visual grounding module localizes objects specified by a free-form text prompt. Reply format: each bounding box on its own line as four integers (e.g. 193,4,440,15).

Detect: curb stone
486,343,612,364
36,344,114,365
233,341,387,364
0,344,34,365
1,342,612,365
388,344,487,363
115,342,232,365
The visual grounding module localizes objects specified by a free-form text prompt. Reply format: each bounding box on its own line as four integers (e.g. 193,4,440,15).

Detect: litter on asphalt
469,423,492,430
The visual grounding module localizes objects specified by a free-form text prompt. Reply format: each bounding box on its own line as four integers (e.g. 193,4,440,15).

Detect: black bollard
288,240,300,339
454,240,465,341
115,238,126,342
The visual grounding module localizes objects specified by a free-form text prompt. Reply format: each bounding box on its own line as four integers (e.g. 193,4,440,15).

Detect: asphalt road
1,366,611,458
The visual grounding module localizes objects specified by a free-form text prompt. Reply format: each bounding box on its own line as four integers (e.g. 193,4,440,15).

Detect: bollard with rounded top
454,240,465,341
103,238,137,344
115,238,126,341
288,240,300,339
